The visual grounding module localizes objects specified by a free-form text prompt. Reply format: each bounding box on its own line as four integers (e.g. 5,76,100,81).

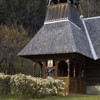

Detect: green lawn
0,95,100,100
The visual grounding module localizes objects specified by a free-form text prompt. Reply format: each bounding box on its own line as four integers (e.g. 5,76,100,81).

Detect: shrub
0,73,11,95
10,74,37,98
0,73,65,98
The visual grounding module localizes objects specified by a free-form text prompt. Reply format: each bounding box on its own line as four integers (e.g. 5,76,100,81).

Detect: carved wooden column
66,59,70,78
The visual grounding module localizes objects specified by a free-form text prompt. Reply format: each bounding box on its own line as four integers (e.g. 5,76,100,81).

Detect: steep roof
18,3,100,60
84,16,100,60
18,20,93,58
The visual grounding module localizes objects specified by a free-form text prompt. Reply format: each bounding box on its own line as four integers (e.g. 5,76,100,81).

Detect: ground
0,95,100,100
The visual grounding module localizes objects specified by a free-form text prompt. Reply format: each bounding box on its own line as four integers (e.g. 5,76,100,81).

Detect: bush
0,73,65,98
0,73,11,95
10,74,65,98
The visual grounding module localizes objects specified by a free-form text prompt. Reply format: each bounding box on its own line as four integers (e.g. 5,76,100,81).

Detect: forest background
0,0,100,75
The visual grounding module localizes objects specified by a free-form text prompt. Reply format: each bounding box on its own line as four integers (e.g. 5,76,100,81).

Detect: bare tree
0,25,30,74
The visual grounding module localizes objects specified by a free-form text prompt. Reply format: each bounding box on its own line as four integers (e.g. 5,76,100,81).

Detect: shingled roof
18,3,100,60
84,16,100,60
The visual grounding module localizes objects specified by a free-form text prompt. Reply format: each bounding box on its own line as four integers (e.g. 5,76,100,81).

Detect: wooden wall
57,77,86,95
70,77,86,94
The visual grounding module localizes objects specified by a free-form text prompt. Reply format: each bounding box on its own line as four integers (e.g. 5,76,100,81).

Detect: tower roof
45,3,83,28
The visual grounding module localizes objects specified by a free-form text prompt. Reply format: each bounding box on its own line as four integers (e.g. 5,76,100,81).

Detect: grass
0,95,18,100
0,95,100,100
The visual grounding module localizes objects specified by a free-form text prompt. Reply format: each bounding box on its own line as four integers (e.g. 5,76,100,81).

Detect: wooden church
18,0,100,94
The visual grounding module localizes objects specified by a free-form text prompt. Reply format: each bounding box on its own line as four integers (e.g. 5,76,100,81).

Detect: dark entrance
58,60,68,77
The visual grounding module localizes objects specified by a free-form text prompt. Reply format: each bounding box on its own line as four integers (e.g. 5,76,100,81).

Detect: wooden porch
33,58,87,95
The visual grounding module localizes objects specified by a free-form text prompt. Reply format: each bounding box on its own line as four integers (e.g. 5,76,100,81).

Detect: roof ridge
68,20,81,30
44,18,68,24
84,16,100,21
44,17,81,30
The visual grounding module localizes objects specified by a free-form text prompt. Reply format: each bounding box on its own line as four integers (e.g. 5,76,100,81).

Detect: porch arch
34,62,43,77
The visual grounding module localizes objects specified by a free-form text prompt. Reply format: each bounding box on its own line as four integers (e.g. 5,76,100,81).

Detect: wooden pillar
55,61,59,78
40,64,42,78
82,69,84,78
66,59,70,95
81,64,85,78
42,61,46,78
33,62,36,76
48,0,51,5
73,66,76,78
79,64,81,78
66,59,70,78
